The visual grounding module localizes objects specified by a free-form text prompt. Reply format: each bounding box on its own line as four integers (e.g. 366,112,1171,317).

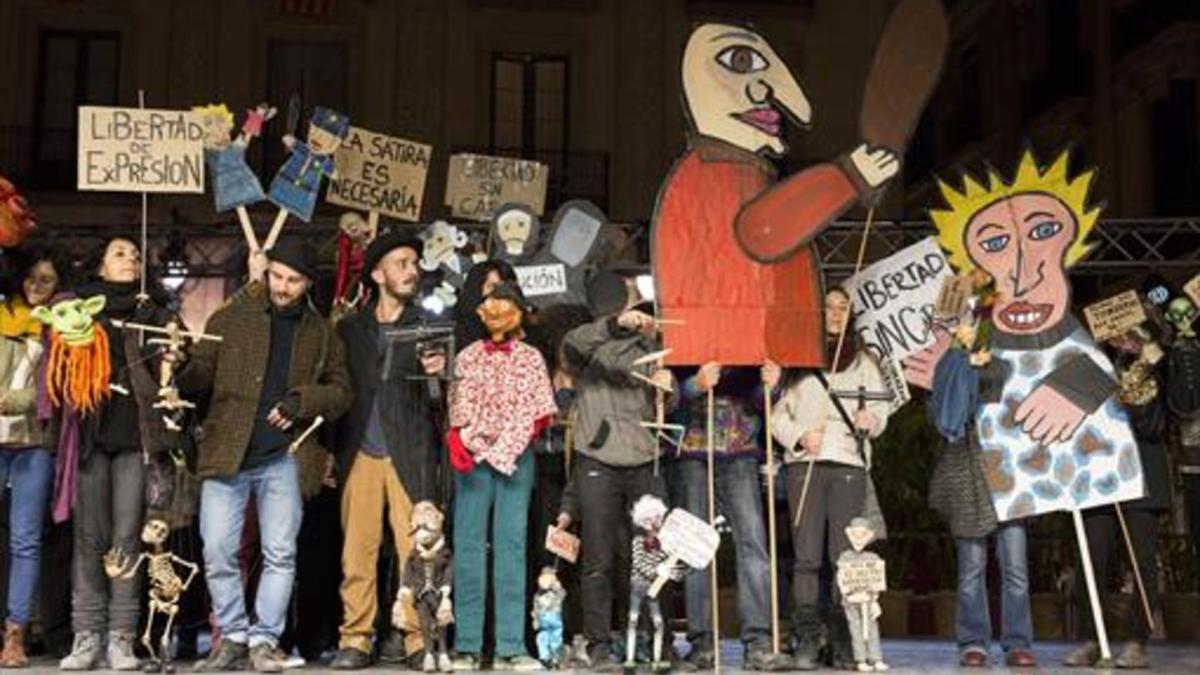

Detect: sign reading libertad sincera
77,106,205,193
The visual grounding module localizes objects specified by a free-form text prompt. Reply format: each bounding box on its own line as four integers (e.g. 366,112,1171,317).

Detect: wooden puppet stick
706,387,721,673
632,349,673,367
366,210,380,239
138,90,149,302
764,385,781,654
1072,508,1112,663
263,208,289,251
631,370,673,392
236,206,260,251
288,415,325,454
1114,503,1155,632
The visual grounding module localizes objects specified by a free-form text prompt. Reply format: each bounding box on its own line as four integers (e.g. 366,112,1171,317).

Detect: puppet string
829,207,875,375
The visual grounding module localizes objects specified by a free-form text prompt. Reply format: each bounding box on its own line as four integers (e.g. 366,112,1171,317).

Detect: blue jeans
453,451,534,657
673,459,771,647
955,522,1032,652
0,449,53,625
200,454,302,648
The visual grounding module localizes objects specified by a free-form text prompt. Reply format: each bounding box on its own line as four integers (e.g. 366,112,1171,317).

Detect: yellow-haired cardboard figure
905,149,1144,520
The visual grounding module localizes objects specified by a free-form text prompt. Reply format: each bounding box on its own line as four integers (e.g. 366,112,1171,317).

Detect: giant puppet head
931,150,1100,337
681,23,811,156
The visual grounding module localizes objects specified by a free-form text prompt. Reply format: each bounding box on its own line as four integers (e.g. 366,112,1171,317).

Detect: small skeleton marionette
394,501,454,673
532,566,567,667
626,495,685,674
835,517,888,673
103,519,199,672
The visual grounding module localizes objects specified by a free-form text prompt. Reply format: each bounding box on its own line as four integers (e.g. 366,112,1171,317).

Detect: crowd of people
0,226,1194,674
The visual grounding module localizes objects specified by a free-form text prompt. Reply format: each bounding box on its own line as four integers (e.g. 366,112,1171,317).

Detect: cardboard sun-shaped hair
930,149,1101,273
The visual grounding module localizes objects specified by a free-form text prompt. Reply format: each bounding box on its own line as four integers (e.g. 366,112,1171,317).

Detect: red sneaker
959,649,988,667
1005,650,1037,668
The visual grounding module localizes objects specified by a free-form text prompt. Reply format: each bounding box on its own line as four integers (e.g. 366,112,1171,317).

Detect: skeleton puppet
103,519,199,672
395,501,454,673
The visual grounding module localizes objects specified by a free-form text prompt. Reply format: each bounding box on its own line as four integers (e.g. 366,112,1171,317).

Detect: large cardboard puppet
652,0,947,365
908,150,1144,519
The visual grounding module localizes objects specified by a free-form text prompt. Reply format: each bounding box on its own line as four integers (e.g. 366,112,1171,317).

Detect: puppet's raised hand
902,327,951,390
103,548,130,579
1015,384,1087,444
850,144,900,188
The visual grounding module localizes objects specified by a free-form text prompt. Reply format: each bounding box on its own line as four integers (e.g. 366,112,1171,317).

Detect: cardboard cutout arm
1041,351,1117,414
735,161,859,263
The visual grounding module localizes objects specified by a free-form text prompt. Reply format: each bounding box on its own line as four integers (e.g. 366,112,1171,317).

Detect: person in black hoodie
331,233,447,669
1064,320,1170,669
59,235,173,672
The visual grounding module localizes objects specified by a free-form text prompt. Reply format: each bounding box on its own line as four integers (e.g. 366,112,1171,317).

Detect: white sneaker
873,662,889,671
59,632,105,671
107,632,140,671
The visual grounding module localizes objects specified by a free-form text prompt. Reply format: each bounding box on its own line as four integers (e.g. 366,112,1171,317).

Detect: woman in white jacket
772,287,890,670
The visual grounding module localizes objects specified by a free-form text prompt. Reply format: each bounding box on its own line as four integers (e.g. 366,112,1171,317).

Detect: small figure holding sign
627,496,692,674
264,106,350,247
835,518,887,672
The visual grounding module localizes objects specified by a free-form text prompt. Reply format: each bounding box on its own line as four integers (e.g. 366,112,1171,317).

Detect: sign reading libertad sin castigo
77,106,206,193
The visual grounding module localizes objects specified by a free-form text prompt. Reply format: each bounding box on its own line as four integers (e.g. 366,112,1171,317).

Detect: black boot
790,606,822,671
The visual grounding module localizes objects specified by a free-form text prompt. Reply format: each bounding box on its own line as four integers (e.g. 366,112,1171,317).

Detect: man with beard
331,233,447,669
178,240,352,673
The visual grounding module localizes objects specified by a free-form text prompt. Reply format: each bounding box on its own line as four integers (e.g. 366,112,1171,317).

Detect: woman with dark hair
0,242,67,666
446,282,557,670
771,286,892,670
54,235,174,671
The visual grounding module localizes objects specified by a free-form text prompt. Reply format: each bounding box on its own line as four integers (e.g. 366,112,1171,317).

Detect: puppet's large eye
980,234,1010,253
715,46,769,74
1029,220,1062,240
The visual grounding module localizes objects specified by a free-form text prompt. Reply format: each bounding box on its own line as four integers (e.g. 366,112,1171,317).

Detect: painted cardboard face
338,211,372,245
497,210,534,255
420,221,468,269
682,23,811,156
196,109,234,150
844,521,875,552
964,194,1075,335
307,124,343,156
31,296,107,346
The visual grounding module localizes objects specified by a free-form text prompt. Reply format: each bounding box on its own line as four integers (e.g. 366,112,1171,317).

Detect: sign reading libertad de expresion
327,126,432,222
77,106,205,193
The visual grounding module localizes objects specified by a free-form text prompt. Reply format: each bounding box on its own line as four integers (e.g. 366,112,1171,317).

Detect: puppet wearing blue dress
194,103,276,213
268,106,350,222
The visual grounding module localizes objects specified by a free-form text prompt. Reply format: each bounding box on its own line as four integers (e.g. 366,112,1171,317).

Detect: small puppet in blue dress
194,103,277,213
268,106,350,222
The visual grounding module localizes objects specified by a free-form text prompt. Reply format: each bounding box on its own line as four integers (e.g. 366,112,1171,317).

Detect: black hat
266,239,318,280
586,270,629,317
363,231,424,278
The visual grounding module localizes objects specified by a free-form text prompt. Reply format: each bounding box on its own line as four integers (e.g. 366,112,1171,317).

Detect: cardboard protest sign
658,508,720,570
545,526,579,564
78,106,205,193
1184,273,1200,309
836,557,887,595
1083,290,1147,342
444,153,548,221
934,274,973,321
515,263,568,297
844,237,950,408
327,126,431,222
